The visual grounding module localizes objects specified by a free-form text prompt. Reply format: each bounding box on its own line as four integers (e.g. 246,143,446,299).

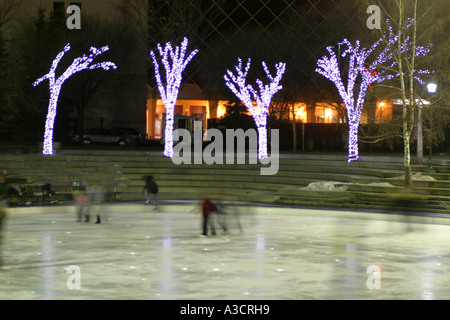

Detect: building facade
145,0,395,141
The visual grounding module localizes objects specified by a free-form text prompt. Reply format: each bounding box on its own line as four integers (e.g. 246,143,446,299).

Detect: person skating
143,175,158,210
89,185,104,224
73,187,90,223
201,198,217,236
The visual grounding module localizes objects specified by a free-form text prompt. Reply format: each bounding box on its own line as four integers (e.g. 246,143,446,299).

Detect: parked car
73,128,130,146
112,127,142,143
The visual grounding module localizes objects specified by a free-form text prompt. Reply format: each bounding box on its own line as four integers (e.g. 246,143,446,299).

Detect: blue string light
33,43,117,155
316,19,431,162
225,58,286,159
150,37,198,158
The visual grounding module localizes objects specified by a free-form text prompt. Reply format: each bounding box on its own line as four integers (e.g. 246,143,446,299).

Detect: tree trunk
292,104,297,152
402,109,414,188
257,125,268,159
417,106,423,164
404,137,413,187
407,0,418,183
42,88,61,155
396,1,413,188
347,119,360,162
164,106,175,157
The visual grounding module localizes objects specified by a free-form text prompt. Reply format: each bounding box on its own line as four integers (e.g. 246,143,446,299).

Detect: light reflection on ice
2,209,450,300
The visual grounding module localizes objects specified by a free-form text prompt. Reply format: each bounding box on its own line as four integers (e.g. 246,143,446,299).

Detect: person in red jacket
201,198,217,237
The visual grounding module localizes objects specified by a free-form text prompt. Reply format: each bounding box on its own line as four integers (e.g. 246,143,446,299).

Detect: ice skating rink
1,203,449,300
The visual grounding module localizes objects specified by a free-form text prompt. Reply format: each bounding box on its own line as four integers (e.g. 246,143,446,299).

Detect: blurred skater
214,202,229,235
0,173,7,208
144,175,158,210
73,187,90,223
215,202,243,235
88,185,105,224
42,183,55,199
201,198,217,236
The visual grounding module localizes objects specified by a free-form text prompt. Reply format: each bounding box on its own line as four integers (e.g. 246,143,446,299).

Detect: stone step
0,152,429,169
2,161,406,180
118,188,280,202
278,191,449,213
2,151,450,213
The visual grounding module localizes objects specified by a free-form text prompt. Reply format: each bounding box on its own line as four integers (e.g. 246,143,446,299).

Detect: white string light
224,58,285,159
150,37,198,158
33,43,117,155
316,19,431,162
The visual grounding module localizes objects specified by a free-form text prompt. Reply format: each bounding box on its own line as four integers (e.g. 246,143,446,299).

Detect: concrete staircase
2,150,450,213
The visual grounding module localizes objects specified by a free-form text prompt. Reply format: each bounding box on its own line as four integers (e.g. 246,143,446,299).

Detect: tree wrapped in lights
316,39,386,162
150,37,198,158
316,19,431,162
33,43,117,155
224,58,286,159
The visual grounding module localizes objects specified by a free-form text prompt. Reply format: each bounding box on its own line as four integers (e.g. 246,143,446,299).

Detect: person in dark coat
144,175,158,210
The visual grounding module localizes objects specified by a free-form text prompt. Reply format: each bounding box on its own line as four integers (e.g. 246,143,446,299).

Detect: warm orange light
217,102,227,118
324,108,333,123
295,105,307,123
253,104,261,116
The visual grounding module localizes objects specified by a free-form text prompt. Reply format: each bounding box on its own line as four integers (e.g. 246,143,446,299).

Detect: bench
7,183,72,206
7,181,122,206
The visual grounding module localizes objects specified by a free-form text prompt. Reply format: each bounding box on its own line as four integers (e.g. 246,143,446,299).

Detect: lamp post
417,100,424,165
426,82,437,170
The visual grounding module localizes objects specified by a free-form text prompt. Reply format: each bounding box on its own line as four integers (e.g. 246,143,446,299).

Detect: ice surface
1,204,449,300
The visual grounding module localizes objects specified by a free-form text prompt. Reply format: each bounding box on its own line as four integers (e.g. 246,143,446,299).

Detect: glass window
52,2,65,22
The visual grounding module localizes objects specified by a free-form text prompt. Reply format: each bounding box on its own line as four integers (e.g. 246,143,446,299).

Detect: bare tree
0,0,22,126
0,0,22,29
374,0,434,187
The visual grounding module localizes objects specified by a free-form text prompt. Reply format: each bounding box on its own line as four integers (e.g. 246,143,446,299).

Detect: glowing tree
316,19,431,162
150,37,198,157
316,39,384,162
224,58,286,159
33,43,117,155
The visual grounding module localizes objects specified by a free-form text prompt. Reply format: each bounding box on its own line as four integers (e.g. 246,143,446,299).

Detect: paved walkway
1,203,450,300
